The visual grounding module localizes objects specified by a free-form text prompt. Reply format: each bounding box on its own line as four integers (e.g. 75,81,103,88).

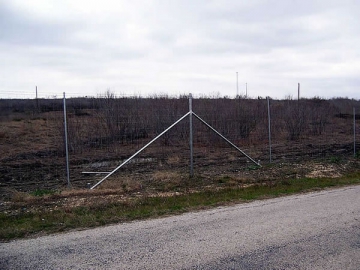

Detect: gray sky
1,0,359,99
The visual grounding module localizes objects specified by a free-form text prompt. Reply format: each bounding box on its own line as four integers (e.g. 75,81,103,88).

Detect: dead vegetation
1,158,359,218
0,96,359,204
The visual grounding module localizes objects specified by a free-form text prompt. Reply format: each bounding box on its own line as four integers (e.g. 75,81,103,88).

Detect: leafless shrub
308,98,333,135
283,99,308,140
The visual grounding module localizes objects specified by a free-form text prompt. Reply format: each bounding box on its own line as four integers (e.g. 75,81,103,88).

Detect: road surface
1,185,360,269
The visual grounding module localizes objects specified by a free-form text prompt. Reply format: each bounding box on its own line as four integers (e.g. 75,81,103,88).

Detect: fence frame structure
86,94,260,189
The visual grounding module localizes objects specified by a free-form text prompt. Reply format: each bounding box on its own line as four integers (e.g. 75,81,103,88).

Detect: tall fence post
267,96,272,163
354,107,356,157
63,92,71,187
189,93,194,177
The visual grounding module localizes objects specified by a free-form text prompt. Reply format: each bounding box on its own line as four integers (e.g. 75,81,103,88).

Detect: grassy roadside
1,173,360,241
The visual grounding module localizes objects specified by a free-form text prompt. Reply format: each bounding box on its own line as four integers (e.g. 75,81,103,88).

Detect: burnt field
0,95,360,200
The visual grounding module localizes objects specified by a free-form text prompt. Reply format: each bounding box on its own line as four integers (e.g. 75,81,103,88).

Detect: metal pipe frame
89,94,261,189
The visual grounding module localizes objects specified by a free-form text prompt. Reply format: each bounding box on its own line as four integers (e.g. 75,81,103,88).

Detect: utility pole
298,83,300,100
35,86,39,112
236,72,239,97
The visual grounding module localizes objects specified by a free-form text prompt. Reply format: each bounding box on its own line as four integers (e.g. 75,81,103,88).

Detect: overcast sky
1,0,359,99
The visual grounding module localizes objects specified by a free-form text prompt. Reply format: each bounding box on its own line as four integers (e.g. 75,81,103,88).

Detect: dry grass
59,188,122,197
150,171,185,191
226,153,239,162
99,177,143,192
9,189,34,203
152,171,181,181
0,115,61,159
2,173,360,241
166,155,181,165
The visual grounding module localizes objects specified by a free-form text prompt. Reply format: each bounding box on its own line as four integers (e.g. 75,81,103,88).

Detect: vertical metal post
298,83,300,100
236,72,239,97
189,93,194,177
267,96,272,163
354,107,356,157
63,92,71,187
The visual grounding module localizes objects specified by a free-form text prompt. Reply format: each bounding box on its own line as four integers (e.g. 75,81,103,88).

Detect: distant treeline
1,95,359,115
1,94,360,153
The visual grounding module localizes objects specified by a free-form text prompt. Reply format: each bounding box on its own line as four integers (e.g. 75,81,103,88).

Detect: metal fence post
267,96,272,163
63,92,71,187
189,93,194,177
354,107,356,157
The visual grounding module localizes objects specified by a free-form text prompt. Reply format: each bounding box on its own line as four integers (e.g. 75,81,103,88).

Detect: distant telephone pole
236,72,239,97
35,86,39,112
298,83,300,100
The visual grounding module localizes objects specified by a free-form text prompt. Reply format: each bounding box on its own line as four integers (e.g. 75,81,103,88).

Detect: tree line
1,94,359,155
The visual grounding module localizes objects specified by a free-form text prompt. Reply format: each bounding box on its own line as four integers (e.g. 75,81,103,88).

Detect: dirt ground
1,157,359,217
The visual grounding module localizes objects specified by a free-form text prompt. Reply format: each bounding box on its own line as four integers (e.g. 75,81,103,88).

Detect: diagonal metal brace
192,111,261,166
90,111,191,189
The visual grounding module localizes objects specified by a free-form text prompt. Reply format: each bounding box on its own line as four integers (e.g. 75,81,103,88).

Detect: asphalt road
1,186,360,269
